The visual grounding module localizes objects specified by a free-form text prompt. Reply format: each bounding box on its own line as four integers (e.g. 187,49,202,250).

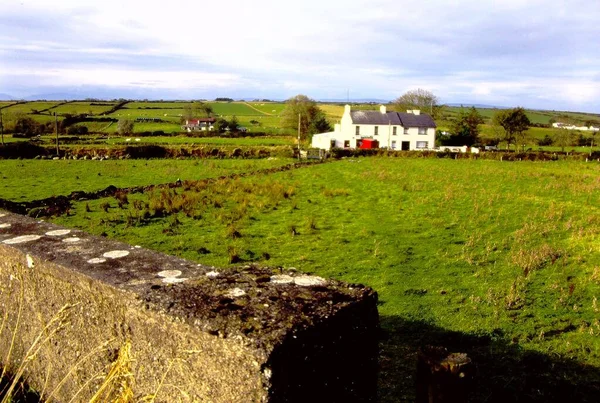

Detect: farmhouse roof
350,110,436,128
187,117,216,124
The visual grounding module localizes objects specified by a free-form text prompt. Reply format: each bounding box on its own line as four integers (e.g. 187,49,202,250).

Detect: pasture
50,101,117,116
2,156,593,401
0,158,295,201
2,101,61,114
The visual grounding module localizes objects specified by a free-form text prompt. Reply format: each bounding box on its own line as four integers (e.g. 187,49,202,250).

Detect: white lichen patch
0,223,11,229
45,229,71,236
26,254,34,268
3,235,42,244
103,250,130,259
62,237,81,243
87,258,107,264
294,275,327,287
162,277,188,284
157,270,182,278
206,271,220,278
263,367,272,380
270,274,294,284
225,288,247,298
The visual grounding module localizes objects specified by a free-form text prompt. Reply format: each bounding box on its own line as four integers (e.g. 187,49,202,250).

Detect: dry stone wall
0,211,378,402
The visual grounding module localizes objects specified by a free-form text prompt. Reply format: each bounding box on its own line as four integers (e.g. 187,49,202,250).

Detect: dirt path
243,102,273,116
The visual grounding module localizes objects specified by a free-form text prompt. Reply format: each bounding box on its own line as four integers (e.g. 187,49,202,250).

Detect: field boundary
0,161,326,217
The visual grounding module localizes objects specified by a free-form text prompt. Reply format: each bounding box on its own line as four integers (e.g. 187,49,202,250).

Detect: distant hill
0,93,16,101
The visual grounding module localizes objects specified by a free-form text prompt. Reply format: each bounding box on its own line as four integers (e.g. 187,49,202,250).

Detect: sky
0,0,599,112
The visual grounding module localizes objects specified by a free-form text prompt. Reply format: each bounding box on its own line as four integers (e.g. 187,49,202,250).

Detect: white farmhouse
311,105,436,151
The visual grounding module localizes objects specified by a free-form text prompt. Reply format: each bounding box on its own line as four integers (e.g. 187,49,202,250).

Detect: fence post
416,346,473,403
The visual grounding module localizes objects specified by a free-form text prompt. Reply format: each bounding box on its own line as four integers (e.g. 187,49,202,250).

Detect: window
355,126,360,136
418,127,427,135
374,126,378,136
416,141,428,149
344,140,350,148
392,127,397,135
403,127,409,135
391,140,397,149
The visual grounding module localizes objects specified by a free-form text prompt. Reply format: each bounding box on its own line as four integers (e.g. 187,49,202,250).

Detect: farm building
311,105,436,151
181,118,216,132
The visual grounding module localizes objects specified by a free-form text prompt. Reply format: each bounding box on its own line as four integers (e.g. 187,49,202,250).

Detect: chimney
380,105,386,114
344,104,351,115
413,110,421,115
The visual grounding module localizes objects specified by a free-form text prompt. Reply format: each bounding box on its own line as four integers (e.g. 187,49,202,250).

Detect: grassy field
0,159,295,201
50,101,117,116
4,100,599,143
105,135,293,146
245,102,286,115
7,157,591,401
2,102,61,114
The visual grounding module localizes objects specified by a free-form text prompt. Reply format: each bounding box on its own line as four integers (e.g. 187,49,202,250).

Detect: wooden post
54,112,59,156
416,346,473,403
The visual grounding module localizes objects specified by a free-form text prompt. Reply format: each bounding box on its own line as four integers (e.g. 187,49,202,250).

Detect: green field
3,157,589,401
4,100,600,151
2,102,61,114
0,159,295,201
105,135,293,146
245,102,286,115
50,102,117,116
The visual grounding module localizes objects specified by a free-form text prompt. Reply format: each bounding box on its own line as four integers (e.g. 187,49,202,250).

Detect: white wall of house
311,104,435,150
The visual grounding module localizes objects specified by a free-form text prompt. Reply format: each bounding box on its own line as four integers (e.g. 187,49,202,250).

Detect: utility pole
297,113,301,161
54,112,59,156
0,109,4,146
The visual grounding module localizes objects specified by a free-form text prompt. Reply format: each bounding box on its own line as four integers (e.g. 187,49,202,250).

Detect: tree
281,95,331,141
552,128,573,152
448,107,485,146
13,116,40,136
228,115,239,132
213,118,229,133
492,107,531,151
117,119,134,135
393,88,442,118
183,102,213,122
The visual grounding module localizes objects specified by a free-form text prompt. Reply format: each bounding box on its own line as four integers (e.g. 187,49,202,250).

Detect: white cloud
0,0,599,110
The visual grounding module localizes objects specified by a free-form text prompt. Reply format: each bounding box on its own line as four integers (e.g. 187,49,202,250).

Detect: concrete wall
0,211,378,402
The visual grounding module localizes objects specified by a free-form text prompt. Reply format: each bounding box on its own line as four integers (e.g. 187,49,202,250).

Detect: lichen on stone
3,235,42,244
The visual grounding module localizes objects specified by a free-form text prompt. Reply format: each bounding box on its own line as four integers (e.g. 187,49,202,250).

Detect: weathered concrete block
0,211,378,402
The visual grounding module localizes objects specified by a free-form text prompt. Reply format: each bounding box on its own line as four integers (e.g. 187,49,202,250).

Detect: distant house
181,118,216,132
311,105,436,151
552,122,599,132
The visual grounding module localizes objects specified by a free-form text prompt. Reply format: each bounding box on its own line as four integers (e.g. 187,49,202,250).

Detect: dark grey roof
350,110,436,128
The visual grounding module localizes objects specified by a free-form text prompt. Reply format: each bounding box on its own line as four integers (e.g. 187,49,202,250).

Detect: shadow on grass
0,373,40,403
378,315,600,403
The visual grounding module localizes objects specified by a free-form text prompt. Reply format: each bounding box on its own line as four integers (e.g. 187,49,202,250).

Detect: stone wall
0,211,379,402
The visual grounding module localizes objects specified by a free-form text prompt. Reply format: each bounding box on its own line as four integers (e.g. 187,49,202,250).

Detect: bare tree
393,88,442,118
